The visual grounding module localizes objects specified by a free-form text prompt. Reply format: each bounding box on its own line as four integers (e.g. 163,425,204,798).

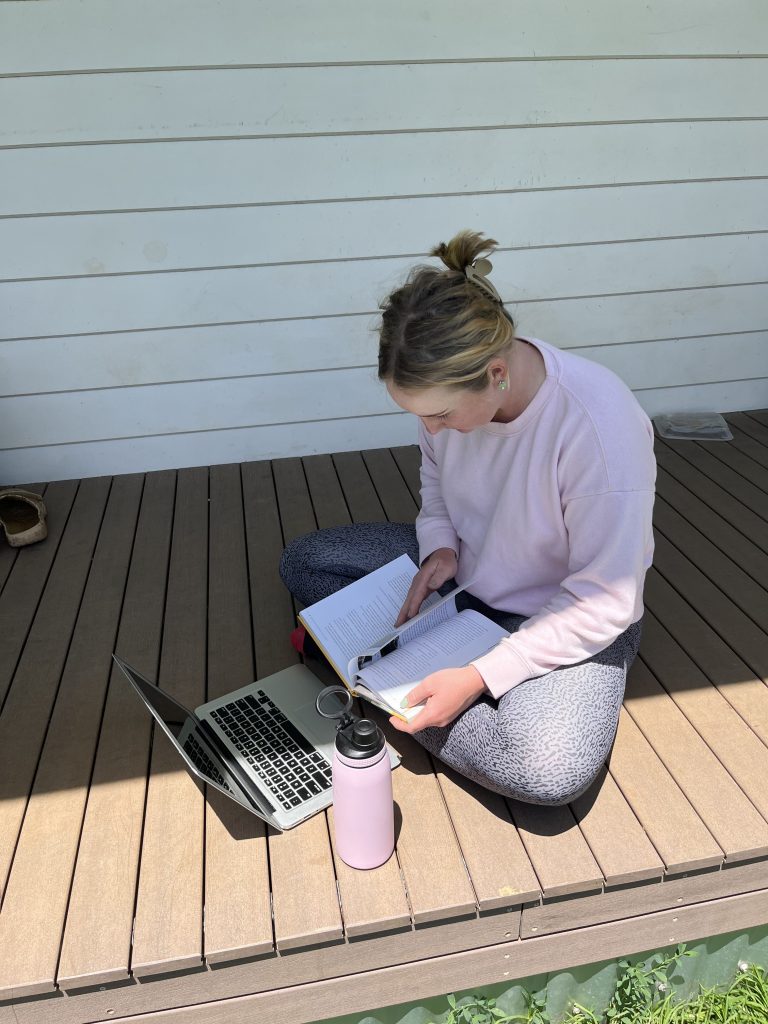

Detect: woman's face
386,377,503,435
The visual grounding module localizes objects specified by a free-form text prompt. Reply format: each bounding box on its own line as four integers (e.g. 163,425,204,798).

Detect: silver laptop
112,653,399,832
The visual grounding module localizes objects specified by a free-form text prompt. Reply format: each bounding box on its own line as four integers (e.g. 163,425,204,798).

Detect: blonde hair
377,230,515,392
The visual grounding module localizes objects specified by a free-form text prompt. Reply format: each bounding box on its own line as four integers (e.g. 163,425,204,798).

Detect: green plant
598,943,697,1022
428,949,768,1023
437,989,552,1023
641,963,768,1023
440,992,514,1023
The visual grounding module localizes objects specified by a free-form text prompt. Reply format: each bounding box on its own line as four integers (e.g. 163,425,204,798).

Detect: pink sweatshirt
416,336,656,700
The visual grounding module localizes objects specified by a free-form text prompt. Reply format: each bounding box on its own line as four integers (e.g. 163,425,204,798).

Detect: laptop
112,653,400,832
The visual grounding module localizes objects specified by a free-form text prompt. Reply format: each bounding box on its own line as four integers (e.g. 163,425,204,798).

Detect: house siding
1,0,767,482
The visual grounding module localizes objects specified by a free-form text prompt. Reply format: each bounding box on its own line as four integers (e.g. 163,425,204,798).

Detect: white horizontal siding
3,289,767,396
3,380,767,487
2,0,766,73
3,121,767,216
2,179,767,280
2,334,765,450
4,59,768,146
0,415,421,485
1,2,767,483
3,234,767,339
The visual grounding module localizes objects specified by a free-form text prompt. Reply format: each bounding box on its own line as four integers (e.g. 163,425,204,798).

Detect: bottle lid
335,717,386,760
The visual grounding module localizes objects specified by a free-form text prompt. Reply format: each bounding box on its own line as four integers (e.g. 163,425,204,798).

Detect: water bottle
316,686,395,869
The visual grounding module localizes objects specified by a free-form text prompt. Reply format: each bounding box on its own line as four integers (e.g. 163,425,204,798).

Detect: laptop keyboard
184,732,232,791
211,692,332,812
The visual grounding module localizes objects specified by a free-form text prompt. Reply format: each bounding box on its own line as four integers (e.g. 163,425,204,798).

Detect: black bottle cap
335,717,386,760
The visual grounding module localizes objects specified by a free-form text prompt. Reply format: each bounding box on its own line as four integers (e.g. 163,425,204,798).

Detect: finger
395,578,428,626
388,715,408,732
394,605,408,628
394,591,416,627
401,682,429,709
387,712,430,737
396,707,432,734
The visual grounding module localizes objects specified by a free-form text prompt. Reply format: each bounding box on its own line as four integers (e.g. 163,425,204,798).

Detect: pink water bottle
316,686,394,869
333,718,394,869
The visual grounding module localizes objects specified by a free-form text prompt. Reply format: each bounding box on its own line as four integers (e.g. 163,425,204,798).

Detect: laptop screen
112,655,268,818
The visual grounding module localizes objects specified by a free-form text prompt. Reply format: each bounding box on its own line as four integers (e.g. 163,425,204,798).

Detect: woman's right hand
395,547,458,627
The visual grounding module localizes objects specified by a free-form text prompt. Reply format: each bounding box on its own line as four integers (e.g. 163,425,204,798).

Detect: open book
298,554,509,722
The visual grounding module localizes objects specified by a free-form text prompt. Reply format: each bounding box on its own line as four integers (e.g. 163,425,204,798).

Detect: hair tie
464,257,503,303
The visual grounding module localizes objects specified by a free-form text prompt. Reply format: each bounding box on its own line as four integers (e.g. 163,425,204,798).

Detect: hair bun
430,230,498,273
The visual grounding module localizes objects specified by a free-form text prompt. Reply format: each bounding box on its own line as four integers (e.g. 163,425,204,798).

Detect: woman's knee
278,532,311,592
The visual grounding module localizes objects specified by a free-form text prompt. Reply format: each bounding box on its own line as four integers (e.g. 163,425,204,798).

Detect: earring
498,379,508,391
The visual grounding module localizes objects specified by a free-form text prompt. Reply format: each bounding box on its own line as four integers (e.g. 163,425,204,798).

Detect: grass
430,945,768,1023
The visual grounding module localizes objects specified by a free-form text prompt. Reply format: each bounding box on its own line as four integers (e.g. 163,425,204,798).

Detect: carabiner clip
315,684,355,730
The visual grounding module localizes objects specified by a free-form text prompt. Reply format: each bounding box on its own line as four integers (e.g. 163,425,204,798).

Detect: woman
280,231,656,806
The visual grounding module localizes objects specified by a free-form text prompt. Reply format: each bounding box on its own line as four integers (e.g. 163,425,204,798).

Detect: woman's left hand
389,666,488,734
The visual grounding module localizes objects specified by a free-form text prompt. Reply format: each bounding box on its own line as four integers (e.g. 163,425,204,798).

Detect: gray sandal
0,489,48,547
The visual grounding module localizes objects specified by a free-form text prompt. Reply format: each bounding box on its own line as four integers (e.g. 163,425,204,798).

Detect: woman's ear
488,361,507,387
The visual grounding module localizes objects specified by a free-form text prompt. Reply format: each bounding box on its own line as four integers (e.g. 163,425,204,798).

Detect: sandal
0,489,48,547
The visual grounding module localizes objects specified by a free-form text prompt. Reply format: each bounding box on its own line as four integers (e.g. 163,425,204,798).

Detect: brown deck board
508,802,603,899
640,609,768,821
204,464,273,965
57,471,176,989
570,766,664,887
607,706,723,873
362,448,419,522
0,483,47,596
0,475,143,998
657,436,768,525
241,459,297,678
332,451,389,523
303,453,352,530
625,656,768,862
643,568,768,748
706,423,768,481
653,493,768,633
390,444,422,504
269,456,344,951
0,477,110,895
377,720,479,925
434,764,541,911
652,530,768,683
655,465,768,591
654,440,768,555
0,480,78,708
745,409,768,429
131,468,209,977
728,411,768,442
4,408,768,1023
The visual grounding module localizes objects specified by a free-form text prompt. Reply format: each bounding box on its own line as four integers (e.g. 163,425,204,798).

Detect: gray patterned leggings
279,522,642,807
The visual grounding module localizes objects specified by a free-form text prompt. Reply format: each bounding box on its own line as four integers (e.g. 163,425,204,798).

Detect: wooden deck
1,409,768,1024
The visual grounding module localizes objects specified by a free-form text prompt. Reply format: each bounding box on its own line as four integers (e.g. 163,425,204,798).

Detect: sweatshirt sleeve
471,486,655,700
415,421,460,564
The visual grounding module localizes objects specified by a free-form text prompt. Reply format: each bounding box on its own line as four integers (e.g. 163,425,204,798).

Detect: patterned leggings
279,522,642,807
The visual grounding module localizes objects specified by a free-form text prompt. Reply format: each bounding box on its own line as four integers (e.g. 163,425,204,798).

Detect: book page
396,584,467,646
299,554,420,686
355,609,509,718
